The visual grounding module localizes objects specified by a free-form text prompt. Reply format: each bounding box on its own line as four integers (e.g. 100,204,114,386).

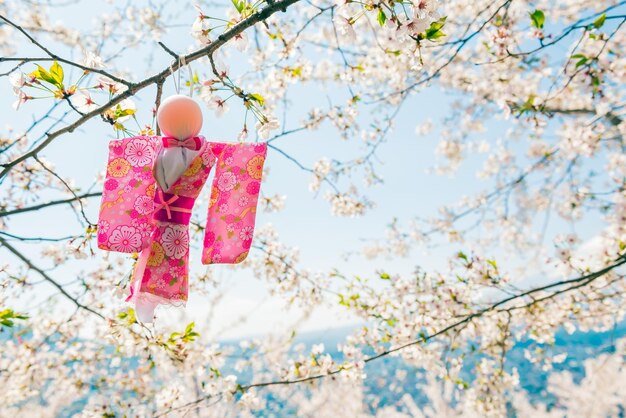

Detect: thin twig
161,254,626,413
0,0,303,180
0,235,106,319
0,192,101,218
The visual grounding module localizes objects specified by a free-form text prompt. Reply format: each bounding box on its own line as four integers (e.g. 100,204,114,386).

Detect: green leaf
248,93,265,107
377,9,386,27
116,308,136,324
425,20,446,41
33,65,57,85
573,55,588,68
286,66,302,78
379,272,391,280
114,105,136,118
50,61,64,88
591,75,600,86
0,309,29,328
529,9,545,29
231,0,245,13
518,94,536,115
593,13,606,29
457,251,468,262
591,74,601,95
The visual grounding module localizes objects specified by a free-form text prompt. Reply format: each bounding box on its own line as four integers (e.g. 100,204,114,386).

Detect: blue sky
1,1,611,339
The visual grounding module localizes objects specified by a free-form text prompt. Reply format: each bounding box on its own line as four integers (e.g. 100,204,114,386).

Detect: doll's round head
156,94,203,140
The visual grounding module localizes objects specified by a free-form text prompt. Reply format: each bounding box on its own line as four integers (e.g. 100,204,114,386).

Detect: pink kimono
97,135,266,320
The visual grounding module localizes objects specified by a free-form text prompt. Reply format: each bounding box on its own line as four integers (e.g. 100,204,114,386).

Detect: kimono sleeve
202,142,267,264
97,136,158,253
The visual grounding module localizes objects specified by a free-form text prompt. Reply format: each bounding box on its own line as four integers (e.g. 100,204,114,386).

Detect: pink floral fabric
98,136,158,253
97,136,267,310
202,142,267,264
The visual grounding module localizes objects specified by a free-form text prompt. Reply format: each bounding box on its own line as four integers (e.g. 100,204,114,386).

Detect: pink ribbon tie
162,136,202,151
152,190,194,224
155,190,179,219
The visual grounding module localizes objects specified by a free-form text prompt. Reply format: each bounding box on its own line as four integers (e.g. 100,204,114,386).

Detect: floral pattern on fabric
108,225,142,252
133,139,216,305
139,223,191,303
98,136,267,309
202,142,267,264
147,241,165,267
124,138,154,167
161,224,189,259
98,136,159,253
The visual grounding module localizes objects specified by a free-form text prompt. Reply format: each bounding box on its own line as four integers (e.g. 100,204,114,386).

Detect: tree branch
163,254,626,414
0,235,105,319
0,0,303,180
0,191,101,218
0,15,132,86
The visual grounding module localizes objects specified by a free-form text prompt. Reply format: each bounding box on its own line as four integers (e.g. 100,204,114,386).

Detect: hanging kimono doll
97,95,267,322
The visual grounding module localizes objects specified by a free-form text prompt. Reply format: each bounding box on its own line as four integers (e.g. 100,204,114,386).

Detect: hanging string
167,53,194,97
177,56,183,95
169,61,180,95
170,55,193,97
178,55,194,98
188,61,194,98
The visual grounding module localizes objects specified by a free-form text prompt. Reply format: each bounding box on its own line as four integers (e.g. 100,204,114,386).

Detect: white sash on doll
155,147,201,191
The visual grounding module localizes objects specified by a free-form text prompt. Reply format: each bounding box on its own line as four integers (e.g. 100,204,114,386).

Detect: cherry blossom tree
1,0,625,416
